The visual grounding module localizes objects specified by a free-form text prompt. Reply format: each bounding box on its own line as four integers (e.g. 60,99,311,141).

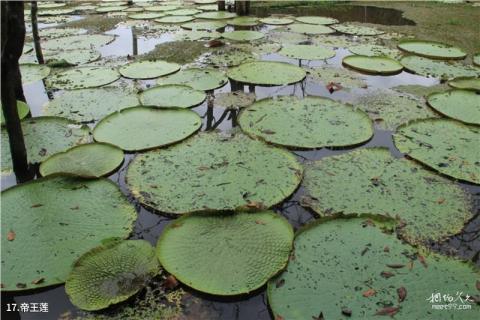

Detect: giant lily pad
199,46,255,67
194,11,236,20
154,15,194,24
44,49,101,66
343,55,403,75
427,89,480,125
393,119,480,184
144,5,179,11
227,61,306,86
46,67,120,90
140,84,206,108
354,89,438,130
156,67,228,91
333,23,384,36
43,87,139,123
222,31,264,42
268,217,479,320
302,148,473,244
119,60,180,79
295,16,338,25
306,66,367,90
181,21,226,31
129,12,165,19
95,6,127,13
215,91,255,110
93,107,201,152
260,17,294,25
156,211,293,295
227,16,259,27
448,77,480,91
398,40,467,60
266,30,309,45
278,44,335,60
1,177,137,291
39,143,124,178
1,117,90,174
400,55,480,79
348,44,401,58
38,8,75,15
126,132,303,214
166,9,201,16
66,240,159,311
20,63,51,84
238,96,373,149
474,53,480,66
42,35,115,51
1,101,30,125
175,30,221,41
287,23,334,35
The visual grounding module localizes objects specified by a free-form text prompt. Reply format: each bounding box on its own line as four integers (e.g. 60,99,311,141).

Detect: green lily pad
43,87,139,123
199,46,256,67
197,4,217,11
222,31,264,42
394,119,480,184
1,117,90,174
259,17,294,25
129,12,165,19
140,84,206,108
354,90,438,130
474,53,480,66
305,66,367,90
194,0,216,4
1,177,137,291
448,77,480,91
38,8,76,16
119,60,180,79
144,5,179,11
66,240,160,311
400,55,480,79
156,67,228,91
427,89,480,125
20,63,51,84
398,40,467,60
1,101,30,125
239,96,373,149
154,15,194,23
93,106,201,152
235,42,282,55
42,35,115,51
39,27,87,39
181,21,227,31
343,55,403,75
266,30,309,45
44,49,101,66
278,44,335,60
268,217,479,320
39,143,124,178
333,23,385,36
175,30,221,41
227,61,306,86
295,16,338,25
302,148,474,244
227,16,259,27
126,132,302,214
215,91,255,110
46,67,120,90
156,211,293,296
39,2,66,9
194,11,236,20
287,23,334,35
95,6,127,13
348,44,401,58
166,9,201,15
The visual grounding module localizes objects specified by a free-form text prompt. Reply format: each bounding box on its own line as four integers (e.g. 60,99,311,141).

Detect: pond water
2,2,479,320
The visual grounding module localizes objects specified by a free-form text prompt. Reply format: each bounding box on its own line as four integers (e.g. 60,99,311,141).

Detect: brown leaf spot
362,288,376,297
375,306,399,316
437,197,445,204
164,275,178,290
31,203,43,208
341,307,352,317
275,278,285,288
7,230,15,241
418,255,428,268
31,278,45,285
275,316,284,320
397,287,407,302
38,148,47,156
383,246,390,252
380,271,395,279
16,283,26,289
255,220,266,225
386,263,405,269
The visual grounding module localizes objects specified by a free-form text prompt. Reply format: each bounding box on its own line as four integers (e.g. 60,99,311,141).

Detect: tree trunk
235,0,250,16
1,1,35,182
218,1,225,11
30,1,44,64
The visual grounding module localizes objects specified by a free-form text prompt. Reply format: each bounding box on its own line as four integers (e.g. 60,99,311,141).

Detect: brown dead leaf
255,220,266,225
164,275,178,290
397,287,407,302
380,271,395,279
326,81,343,93
375,306,399,316
437,197,445,204
362,288,376,297
418,255,428,268
7,230,15,241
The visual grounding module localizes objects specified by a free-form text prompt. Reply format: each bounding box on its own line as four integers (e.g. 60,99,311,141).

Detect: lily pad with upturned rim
332,23,385,36
125,132,303,214
348,44,401,58
238,96,373,149
295,16,338,25
259,17,294,25
194,11,236,20
393,118,480,184
1,177,137,291
39,143,124,178
174,30,221,41
448,77,480,91
398,40,467,60
227,61,306,86
128,12,166,20
287,23,334,35
268,216,479,320
400,55,480,79
1,101,30,125
44,49,101,66
156,67,228,91
427,89,480,125
42,35,115,51
302,148,474,244
139,84,206,108
65,240,160,311
278,44,335,60
221,31,264,42
181,21,227,31
199,46,256,67
42,87,139,123
165,8,201,16
20,63,51,84
46,67,120,90
227,16,259,27
119,60,180,79
1,117,90,174
343,55,403,75
93,106,201,152
154,15,194,24
156,211,293,296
